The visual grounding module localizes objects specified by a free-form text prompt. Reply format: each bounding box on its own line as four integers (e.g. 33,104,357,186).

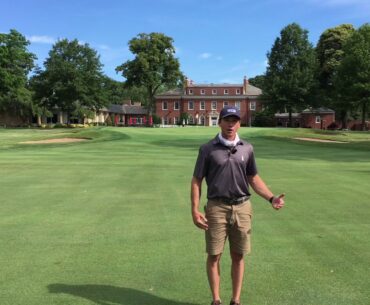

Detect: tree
101,76,147,105
336,23,370,130
0,29,36,117
316,24,355,128
116,32,183,114
31,39,107,123
264,23,317,126
248,75,266,91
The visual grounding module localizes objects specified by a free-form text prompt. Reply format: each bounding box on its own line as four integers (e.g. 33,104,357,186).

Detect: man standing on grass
191,106,285,305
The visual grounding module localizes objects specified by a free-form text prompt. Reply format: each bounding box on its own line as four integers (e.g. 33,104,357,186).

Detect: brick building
155,77,264,126
275,107,335,129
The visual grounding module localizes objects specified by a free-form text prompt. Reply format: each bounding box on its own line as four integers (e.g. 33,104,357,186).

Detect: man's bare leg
207,254,222,302
230,251,244,303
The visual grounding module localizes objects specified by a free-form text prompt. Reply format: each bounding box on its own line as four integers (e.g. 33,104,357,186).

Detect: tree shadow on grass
48,283,199,305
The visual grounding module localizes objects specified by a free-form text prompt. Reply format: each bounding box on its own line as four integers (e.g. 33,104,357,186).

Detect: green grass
0,126,370,305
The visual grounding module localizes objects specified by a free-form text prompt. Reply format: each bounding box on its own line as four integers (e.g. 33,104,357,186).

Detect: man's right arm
191,176,208,230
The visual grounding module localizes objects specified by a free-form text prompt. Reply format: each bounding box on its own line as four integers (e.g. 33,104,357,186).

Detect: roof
274,113,301,118
302,107,335,114
190,83,243,88
155,84,262,98
101,103,148,115
245,84,262,96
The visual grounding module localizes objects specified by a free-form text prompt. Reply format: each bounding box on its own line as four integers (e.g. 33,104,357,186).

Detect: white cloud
97,44,110,50
215,56,223,61
27,35,56,44
199,52,212,59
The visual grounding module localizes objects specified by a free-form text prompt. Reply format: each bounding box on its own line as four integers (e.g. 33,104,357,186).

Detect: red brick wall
301,113,335,129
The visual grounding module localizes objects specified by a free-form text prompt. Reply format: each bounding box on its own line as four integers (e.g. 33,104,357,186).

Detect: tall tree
336,23,370,130
101,77,147,105
248,75,266,91
316,24,355,128
264,23,317,126
31,39,107,122
0,29,35,116
115,32,183,114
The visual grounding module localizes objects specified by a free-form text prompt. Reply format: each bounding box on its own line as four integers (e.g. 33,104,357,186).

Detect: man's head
218,106,241,140
218,106,241,123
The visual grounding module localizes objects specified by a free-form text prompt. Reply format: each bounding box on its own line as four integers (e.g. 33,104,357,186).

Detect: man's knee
208,254,222,265
230,251,244,263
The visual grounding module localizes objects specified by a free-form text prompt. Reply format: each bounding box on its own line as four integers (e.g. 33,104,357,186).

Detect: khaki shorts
205,199,252,255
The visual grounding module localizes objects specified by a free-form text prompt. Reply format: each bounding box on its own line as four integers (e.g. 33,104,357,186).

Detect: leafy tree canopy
30,39,107,118
0,29,36,115
336,23,370,130
116,32,183,113
248,75,266,91
316,24,355,90
264,23,317,124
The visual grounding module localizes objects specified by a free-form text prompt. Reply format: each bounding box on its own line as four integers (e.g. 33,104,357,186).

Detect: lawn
0,126,369,305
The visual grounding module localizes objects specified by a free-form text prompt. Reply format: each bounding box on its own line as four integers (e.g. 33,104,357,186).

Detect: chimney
243,76,248,94
185,77,191,88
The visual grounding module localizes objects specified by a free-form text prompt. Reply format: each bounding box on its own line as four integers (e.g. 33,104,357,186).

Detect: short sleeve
193,145,208,179
246,148,258,176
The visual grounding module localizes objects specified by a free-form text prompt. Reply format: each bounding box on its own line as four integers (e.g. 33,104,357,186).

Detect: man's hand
272,193,285,210
192,211,208,230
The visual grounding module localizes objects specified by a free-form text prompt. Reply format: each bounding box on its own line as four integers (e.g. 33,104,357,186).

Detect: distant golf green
0,127,369,305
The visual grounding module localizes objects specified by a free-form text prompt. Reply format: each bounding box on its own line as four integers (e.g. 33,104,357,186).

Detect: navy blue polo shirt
193,135,258,199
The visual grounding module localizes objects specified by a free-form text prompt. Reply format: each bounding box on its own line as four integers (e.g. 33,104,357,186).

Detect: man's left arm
248,174,285,210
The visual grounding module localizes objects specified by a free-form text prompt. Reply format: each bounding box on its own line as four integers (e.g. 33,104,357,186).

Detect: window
188,89,193,95
174,101,179,110
200,89,205,95
235,101,240,110
200,101,205,110
236,89,241,95
211,101,217,110
163,117,168,125
162,101,168,110
250,101,256,111
315,116,321,123
223,101,228,107
173,117,178,125
212,89,217,95
224,89,229,95
188,101,194,110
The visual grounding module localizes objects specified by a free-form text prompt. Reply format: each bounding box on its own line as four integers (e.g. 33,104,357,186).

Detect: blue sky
1,0,369,84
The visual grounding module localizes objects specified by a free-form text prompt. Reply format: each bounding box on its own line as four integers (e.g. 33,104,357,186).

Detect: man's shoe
211,300,222,305
230,301,241,305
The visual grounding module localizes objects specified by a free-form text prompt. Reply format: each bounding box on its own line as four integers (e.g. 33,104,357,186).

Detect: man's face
219,116,240,140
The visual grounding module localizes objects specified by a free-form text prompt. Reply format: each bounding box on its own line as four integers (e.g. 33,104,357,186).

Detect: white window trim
188,101,194,110
235,101,241,110
162,101,168,110
223,101,228,107
315,116,321,123
212,89,217,95
200,89,205,95
224,89,229,95
236,89,241,95
174,101,179,110
200,101,205,110
250,101,256,111
211,101,217,110
188,89,193,95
